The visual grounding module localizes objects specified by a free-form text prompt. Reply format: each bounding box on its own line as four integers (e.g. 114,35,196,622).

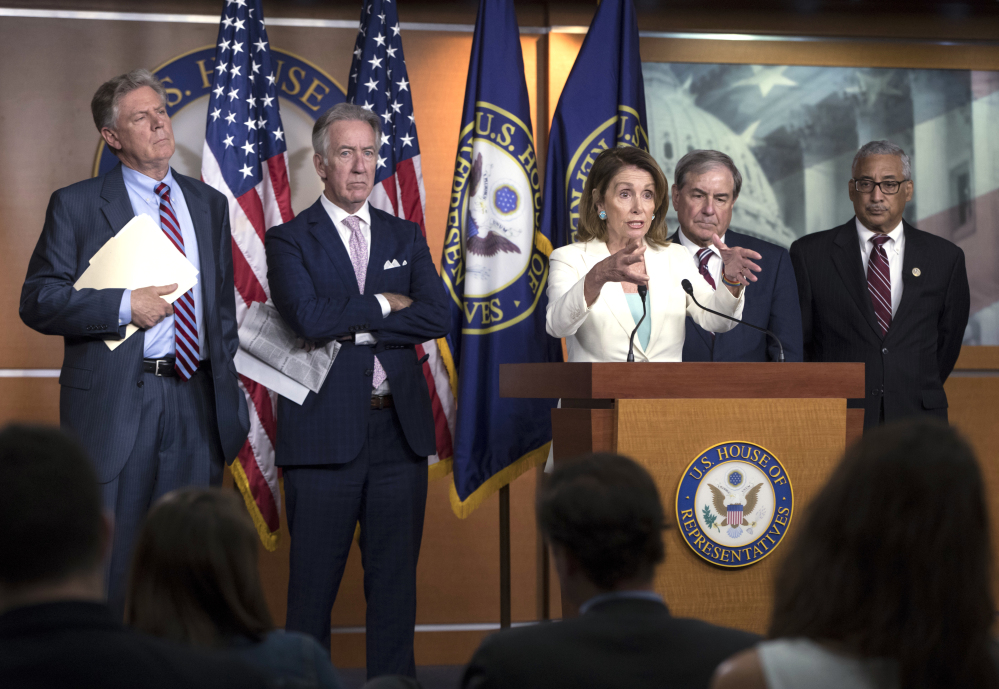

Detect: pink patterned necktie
154,183,199,380
343,215,386,388
867,234,892,336
696,248,716,290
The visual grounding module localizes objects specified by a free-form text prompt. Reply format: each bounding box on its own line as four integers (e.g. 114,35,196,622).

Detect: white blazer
546,239,745,362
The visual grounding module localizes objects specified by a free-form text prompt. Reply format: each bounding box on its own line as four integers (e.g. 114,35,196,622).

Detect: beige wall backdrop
2,0,998,669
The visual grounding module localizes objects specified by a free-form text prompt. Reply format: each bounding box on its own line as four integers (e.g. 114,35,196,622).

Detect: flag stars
251,61,260,74
386,46,397,59
361,101,374,111
225,112,237,124
257,117,267,129
354,46,363,59
228,88,239,101
213,85,225,98
380,111,392,123
210,107,222,121
374,33,386,46
242,141,256,156
396,77,409,91
400,133,413,147
254,37,267,52
390,100,403,113
378,12,386,23
230,64,242,78
262,94,274,107
246,95,257,108
244,116,257,130
222,16,234,28
223,134,235,148
232,41,243,54
218,38,230,52
216,61,228,75
365,77,379,92
368,56,383,70
407,113,415,125
272,128,284,141
233,18,246,31
376,155,386,169
266,72,276,86
391,22,401,36
239,163,254,178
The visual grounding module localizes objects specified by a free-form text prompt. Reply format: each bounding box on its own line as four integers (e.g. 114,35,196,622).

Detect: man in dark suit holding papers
265,103,449,679
19,70,248,615
789,140,970,430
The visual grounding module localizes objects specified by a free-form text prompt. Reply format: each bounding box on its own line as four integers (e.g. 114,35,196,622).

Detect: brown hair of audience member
126,488,273,646
769,420,997,689
576,147,671,248
537,453,667,590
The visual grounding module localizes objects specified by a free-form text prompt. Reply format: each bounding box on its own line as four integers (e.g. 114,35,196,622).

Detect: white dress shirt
856,218,904,317
319,193,391,394
676,229,726,287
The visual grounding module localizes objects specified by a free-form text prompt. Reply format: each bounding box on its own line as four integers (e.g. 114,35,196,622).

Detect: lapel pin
912,267,921,277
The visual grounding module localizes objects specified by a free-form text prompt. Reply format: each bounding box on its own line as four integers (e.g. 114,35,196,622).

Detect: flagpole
499,484,511,629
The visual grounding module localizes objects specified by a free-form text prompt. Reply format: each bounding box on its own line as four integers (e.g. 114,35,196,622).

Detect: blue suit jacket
265,198,450,467
20,163,250,482
674,230,803,363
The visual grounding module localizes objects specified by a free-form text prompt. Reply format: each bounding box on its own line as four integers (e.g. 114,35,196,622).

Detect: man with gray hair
20,69,249,614
265,102,449,679
789,140,970,430
670,150,802,362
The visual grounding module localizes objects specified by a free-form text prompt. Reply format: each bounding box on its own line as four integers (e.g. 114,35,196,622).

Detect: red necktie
155,183,200,380
867,235,892,336
697,248,716,290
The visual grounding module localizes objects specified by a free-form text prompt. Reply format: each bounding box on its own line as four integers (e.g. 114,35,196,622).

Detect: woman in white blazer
546,147,762,363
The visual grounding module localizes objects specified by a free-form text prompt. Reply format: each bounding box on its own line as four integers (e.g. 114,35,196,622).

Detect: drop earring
598,210,607,220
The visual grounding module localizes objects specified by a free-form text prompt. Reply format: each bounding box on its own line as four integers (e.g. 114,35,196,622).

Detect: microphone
680,279,785,362
627,284,649,363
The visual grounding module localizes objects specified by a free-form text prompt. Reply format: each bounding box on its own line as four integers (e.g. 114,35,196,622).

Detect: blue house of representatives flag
441,0,560,516
540,0,649,250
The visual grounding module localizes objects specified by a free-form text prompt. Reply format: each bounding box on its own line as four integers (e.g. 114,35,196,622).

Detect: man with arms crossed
789,140,970,430
265,103,449,680
671,150,802,362
20,70,249,614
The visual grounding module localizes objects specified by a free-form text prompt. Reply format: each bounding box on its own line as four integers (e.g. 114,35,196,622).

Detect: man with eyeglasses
789,140,969,431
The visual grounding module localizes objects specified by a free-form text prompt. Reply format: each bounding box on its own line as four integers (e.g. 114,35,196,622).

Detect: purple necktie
343,215,386,388
867,235,892,336
154,183,199,380
697,248,716,290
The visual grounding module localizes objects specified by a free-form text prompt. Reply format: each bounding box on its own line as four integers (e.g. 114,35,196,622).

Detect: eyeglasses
852,179,909,195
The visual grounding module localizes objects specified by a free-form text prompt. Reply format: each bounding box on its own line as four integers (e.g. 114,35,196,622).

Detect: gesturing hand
712,234,762,287
131,284,176,329
584,238,650,306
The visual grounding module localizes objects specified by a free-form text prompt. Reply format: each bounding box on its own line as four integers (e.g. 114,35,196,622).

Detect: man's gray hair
91,69,167,133
852,140,911,180
673,150,743,197
312,103,383,161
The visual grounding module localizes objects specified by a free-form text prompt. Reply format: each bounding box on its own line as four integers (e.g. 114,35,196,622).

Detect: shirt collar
855,217,904,254
676,227,726,258
578,590,664,616
320,193,371,229
121,164,176,198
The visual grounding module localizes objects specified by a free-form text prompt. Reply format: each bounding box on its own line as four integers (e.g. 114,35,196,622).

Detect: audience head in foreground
0,424,270,689
128,487,344,689
461,453,759,689
712,419,998,689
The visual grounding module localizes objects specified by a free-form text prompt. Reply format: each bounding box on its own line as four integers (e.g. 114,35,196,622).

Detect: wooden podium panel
616,398,847,635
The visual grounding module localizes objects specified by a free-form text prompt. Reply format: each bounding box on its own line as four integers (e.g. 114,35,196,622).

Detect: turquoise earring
598,210,607,220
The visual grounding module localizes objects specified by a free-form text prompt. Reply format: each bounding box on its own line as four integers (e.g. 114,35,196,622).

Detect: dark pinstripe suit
266,199,449,678
20,163,249,605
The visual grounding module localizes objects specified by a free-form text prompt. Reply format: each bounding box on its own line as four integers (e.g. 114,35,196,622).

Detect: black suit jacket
672,230,803,362
789,219,970,429
0,601,271,689
461,598,760,689
19,163,250,478
265,199,449,466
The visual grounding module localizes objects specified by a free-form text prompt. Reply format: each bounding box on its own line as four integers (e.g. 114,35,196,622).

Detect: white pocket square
383,259,401,270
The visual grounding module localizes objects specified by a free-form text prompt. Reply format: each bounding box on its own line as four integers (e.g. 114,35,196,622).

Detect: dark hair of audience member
769,420,997,689
0,424,103,588
537,453,666,589
126,488,274,646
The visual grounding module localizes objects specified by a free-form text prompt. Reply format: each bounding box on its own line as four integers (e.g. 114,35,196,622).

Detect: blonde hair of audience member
712,420,998,689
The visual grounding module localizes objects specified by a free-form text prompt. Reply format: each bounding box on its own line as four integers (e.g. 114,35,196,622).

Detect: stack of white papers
73,214,199,351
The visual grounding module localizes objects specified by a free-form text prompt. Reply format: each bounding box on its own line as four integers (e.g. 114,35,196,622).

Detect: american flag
201,0,291,549
347,0,456,476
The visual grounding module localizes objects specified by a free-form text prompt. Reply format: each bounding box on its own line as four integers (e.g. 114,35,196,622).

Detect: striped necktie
155,183,200,380
697,248,716,290
867,234,892,336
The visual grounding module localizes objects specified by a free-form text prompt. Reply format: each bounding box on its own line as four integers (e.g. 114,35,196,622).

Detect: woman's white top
546,239,744,362
758,639,898,689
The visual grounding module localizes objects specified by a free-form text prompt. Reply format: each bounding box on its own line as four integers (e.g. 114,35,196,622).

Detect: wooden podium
500,362,865,634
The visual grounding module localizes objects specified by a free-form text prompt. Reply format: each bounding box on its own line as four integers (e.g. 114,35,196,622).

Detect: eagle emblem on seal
708,481,763,538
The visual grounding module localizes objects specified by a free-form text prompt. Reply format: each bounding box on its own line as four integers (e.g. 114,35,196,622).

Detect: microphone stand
627,284,648,363
680,279,785,363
